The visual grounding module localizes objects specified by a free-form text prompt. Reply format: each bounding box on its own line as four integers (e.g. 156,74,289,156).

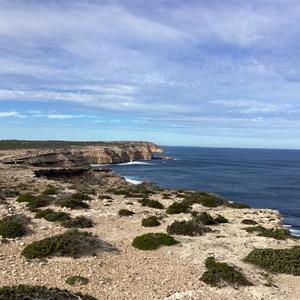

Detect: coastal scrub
132,233,177,250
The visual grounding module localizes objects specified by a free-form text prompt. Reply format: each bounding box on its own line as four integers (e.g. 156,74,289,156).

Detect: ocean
104,146,300,236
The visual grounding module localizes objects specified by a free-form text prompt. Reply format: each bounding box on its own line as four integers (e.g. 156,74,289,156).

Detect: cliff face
1,142,164,167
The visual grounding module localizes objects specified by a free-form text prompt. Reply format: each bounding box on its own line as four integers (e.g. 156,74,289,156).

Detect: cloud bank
1,0,300,147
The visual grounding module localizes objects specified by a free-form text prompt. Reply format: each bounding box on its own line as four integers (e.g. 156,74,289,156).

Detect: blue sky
1,0,300,148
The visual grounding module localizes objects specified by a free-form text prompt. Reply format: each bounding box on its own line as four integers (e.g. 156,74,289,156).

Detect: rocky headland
0,141,299,300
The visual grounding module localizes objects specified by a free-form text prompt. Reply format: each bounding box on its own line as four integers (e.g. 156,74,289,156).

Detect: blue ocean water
107,146,300,235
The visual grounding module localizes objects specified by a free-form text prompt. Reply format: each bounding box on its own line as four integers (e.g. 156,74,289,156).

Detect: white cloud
0,111,27,118
46,114,83,119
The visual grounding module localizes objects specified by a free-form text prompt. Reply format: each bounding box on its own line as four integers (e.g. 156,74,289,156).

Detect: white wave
289,228,300,237
90,163,111,167
125,177,143,185
118,161,154,166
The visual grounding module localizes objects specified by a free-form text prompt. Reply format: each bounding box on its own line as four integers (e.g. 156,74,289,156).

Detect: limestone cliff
0,141,164,167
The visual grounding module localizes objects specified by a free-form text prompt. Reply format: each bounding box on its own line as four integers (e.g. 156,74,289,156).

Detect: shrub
21,229,116,259
118,209,135,216
132,233,177,250
42,188,56,195
26,195,53,210
99,195,113,200
215,214,229,224
201,257,253,288
59,198,89,209
35,209,71,222
193,212,218,225
70,193,91,201
244,246,300,275
227,202,251,209
65,275,89,286
242,219,258,225
142,216,161,227
0,284,96,300
0,216,26,238
166,202,191,214
139,198,164,209
243,225,293,240
199,196,226,207
16,193,35,203
62,216,94,228
167,219,210,236
183,194,225,208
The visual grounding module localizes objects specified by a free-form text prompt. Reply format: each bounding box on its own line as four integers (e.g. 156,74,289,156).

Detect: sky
1,0,300,148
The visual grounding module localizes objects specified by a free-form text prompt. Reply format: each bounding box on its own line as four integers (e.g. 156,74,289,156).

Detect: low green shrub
193,212,218,225
21,229,115,259
62,216,94,228
242,219,258,225
132,232,177,250
98,195,113,200
35,209,71,222
183,193,225,207
138,198,164,209
166,202,191,214
201,257,253,288
214,214,229,224
244,246,300,275
0,284,96,300
65,275,89,286
142,216,161,227
0,215,26,238
227,202,251,209
26,195,53,210
42,188,56,195
16,193,35,203
118,209,135,216
167,220,208,236
243,225,293,240
70,193,91,201
59,198,89,209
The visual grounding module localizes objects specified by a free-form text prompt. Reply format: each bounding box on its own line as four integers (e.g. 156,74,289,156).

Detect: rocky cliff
0,141,164,167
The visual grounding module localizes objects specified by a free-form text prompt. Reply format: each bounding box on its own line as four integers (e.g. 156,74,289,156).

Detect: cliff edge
0,141,164,167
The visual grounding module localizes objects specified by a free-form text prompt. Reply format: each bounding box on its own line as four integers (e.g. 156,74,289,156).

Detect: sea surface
97,146,300,236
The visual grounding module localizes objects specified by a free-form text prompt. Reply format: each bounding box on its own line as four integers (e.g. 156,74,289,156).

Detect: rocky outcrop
34,167,127,187
0,142,164,168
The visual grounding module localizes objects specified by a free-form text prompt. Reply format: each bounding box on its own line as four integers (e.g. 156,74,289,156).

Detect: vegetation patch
227,202,251,209
166,201,191,214
201,257,253,288
59,197,89,209
70,192,91,201
35,209,71,222
65,275,89,286
132,232,177,250
0,215,26,238
142,216,161,227
242,219,258,225
214,214,229,224
167,216,212,236
0,284,96,300
42,188,56,195
244,246,300,275
16,193,36,203
138,198,164,209
26,195,53,210
118,209,135,216
99,195,113,200
192,212,218,225
243,225,294,240
21,229,116,259
62,216,94,228
183,193,226,207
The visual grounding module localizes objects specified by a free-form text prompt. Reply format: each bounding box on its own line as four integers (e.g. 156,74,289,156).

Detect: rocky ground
0,163,299,300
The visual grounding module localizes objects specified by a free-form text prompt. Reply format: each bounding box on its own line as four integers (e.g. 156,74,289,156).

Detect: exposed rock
34,167,127,187
0,141,164,168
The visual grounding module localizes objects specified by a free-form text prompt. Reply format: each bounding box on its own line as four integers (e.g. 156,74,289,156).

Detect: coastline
0,142,300,299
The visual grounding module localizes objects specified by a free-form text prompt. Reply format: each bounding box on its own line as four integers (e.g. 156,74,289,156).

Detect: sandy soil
0,164,299,300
